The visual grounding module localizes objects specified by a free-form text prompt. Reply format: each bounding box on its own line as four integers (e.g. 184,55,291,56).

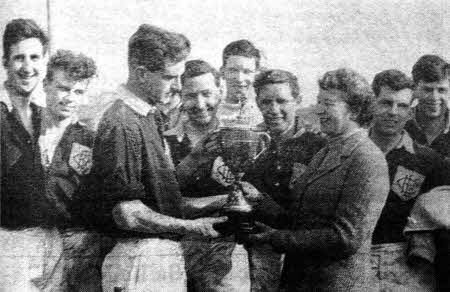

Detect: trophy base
213,209,259,244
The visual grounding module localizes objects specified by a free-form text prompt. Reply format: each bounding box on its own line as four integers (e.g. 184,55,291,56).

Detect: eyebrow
56,84,72,91
162,73,178,78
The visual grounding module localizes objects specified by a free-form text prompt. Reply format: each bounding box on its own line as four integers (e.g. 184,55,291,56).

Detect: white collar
164,119,218,143
369,129,415,155
0,82,46,112
392,130,415,154
116,84,157,116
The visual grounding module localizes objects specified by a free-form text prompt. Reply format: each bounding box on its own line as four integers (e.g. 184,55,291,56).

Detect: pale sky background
1,0,448,106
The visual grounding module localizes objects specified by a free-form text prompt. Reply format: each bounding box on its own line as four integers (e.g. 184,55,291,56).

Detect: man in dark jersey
40,49,100,291
176,68,326,291
369,69,450,291
85,24,226,291
247,69,327,209
244,69,327,291
0,18,62,291
166,59,252,291
405,55,450,157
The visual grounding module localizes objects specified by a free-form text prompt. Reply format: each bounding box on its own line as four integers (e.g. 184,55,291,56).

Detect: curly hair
46,49,97,81
318,68,374,127
128,24,190,72
254,69,300,101
372,69,414,97
2,18,49,66
222,39,261,69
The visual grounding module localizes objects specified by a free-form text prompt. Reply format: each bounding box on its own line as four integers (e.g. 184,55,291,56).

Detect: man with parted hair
84,24,226,291
0,18,62,291
217,39,264,127
406,54,450,157
369,69,450,291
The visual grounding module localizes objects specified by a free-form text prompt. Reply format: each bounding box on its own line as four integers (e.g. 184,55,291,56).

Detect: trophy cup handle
253,132,271,161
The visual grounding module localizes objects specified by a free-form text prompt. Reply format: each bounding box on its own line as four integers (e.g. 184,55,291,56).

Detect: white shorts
0,227,64,292
102,237,187,292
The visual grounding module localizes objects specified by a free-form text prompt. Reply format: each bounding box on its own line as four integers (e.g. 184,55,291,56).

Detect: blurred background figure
406,55,450,157
217,39,264,128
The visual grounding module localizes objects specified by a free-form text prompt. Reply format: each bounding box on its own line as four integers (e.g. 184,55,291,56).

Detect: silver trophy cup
214,126,271,240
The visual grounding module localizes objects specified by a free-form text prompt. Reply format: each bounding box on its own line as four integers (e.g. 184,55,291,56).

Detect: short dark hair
412,54,449,84
181,59,220,87
318,68,374,126
128,24,190,72
254,69,300,101
46,49,97,82
222,39,260,69
372,69,414,96
2,18,49,66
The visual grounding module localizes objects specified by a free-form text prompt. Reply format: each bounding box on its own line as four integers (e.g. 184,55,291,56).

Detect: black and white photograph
0,0,449,291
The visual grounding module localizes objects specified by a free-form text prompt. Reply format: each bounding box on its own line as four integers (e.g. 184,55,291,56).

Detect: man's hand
189,216,228,238
237,181,266,206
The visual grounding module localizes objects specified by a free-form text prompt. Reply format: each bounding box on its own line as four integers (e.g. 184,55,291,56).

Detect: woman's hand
244,221,277,246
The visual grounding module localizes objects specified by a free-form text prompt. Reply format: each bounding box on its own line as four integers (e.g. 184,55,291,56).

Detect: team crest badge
289,162,308,189
211,156,236,186
69,143,93,175
392,165,425,201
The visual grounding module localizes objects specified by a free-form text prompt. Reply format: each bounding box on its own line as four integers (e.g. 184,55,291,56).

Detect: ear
348,106,360,122
219,78,225,98
43,52,49,63
135,66,148,83
43,77,49,89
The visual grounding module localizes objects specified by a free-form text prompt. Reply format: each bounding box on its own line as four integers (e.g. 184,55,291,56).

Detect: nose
431,89,441,101
267,102,281,114
236,71,246,83
388,104,399,115
21,56,33,73
314,103,324,115
172,77,181,92
62,90,77,103
196,96,207,109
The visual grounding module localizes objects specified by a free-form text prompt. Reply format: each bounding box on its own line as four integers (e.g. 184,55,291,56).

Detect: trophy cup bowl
214,125,271,241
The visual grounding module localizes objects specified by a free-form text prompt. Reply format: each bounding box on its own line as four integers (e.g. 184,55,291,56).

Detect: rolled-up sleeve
270,147,390,258
90,119,146,225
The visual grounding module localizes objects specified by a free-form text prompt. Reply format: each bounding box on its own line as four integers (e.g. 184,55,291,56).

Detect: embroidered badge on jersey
289,162,308,189
392,165,425,201
211,156,236,186
69,142,93,175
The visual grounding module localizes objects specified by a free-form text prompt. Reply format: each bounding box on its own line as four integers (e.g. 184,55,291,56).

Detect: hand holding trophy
213,116,271,242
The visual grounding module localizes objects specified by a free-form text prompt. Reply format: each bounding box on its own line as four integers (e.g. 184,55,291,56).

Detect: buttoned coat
264,130,390,291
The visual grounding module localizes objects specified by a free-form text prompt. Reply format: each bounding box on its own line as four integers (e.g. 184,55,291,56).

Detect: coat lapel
306,148,343,185
305,129,366,186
